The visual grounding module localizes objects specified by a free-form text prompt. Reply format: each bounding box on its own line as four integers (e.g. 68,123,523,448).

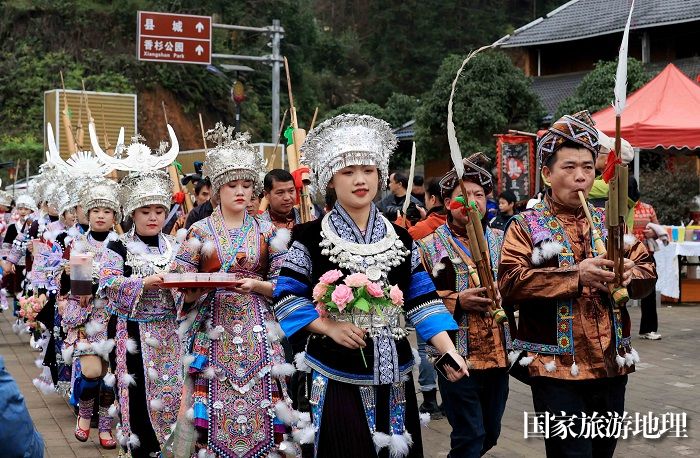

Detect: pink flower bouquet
313,270,403,316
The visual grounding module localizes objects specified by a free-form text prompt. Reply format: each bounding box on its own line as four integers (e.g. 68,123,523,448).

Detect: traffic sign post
137,11,212,65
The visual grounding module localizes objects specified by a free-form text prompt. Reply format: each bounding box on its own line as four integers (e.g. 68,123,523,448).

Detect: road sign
137,11,211,65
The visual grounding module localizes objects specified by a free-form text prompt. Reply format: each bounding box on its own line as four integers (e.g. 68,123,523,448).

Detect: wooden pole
309,107,319,131
59,71,78,154
198,113,208,152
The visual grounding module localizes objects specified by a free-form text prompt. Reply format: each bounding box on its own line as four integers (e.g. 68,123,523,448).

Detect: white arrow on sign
195,45,204,55
195,22,204,33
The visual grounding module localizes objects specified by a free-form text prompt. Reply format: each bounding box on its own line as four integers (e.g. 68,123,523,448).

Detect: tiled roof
496,0,700,48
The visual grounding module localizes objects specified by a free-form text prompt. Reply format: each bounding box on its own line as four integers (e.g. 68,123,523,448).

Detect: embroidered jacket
417,222,511,370
498,195,656,380
273,203,457,385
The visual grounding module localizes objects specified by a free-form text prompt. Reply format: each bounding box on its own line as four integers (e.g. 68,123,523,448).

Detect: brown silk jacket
498,195,656,381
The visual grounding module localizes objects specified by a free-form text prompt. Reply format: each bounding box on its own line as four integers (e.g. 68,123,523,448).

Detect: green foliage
415,51,542,161
640,162,699,225
0,134,44,182
555,58,650,118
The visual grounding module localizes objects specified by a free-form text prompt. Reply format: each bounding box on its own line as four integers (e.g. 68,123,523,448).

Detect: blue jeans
416,333,437,391
0,356,44,458
438,368,509,457
530,375,627,458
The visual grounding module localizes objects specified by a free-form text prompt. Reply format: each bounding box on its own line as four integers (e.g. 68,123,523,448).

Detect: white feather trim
108,403,119,418
266,320,284,342
197,449,208,458
33,378,55,395
373,431,392,449
126,338,139,354
449,256,462,265
274,400,299,425
507,351,520,366
67,226,81,238
615,354,626,368
519,355,534,366
624,234,637,250
268,452,282,458
106,232,119,242
187,237,202,252
201,240,216,257
207,325,225,340
116,428,126,446
76,341,92,352
630,347,640,363
177,310,198,339
182,354,196,368
270,228,291,252
203,366,216,379
85,319,104,337
34,358,43,369
293,352,311,373
271,362,295,378
147,367,159,381
531,240,564,266
126,241,149,255
127,432,140,449
279,441,296,455
144,336,160,348
389,432,412,458
176,228,188,243
292,424,316,444
624,352,635,367
121,373,136,387
431,262,445,278
103,372,116,387
570,362,580,377
419,412,431,427
92,339,115,360
297,412,311,425
150,398,164,411
544,359,557,372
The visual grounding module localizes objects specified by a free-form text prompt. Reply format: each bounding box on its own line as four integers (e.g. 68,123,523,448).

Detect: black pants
438,368,509,458
639,291,658,334
530,375,627,458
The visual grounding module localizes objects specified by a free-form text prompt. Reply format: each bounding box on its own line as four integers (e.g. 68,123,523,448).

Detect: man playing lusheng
498,111,656,458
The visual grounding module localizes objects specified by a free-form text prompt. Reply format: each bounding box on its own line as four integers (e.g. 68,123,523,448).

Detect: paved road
1,303,697,457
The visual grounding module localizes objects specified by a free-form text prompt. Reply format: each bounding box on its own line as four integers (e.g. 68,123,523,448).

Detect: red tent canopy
592,64,700,150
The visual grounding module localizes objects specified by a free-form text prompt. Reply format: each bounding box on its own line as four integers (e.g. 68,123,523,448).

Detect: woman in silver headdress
173,124,292,458
273,114,469,458
2,194,38,318
60,178,121,449
92,123,184,457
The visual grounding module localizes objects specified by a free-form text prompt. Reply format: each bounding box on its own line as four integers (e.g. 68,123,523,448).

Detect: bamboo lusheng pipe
578,191,629,305
259,109,290,214
59,71,78,154
161,101,194,214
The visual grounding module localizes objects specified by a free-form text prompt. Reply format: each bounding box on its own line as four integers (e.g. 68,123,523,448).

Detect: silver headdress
202,123,265,197
89,120,179,220
300,114,397,196
80,178,122,222
15,194,38,212
46,174,79,216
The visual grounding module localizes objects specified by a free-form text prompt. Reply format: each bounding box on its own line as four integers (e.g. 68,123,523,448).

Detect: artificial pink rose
389,285,404,306
366,282,384,298
331,284,354,312
319,269,343,285
344,272,370,288
315,303,329,318
312,283,328,302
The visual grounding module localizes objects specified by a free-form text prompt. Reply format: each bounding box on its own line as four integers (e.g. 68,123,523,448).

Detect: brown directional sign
137,11,212,65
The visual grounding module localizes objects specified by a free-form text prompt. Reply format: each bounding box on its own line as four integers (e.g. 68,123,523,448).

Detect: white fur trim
85,319,104,337
150,398,164,411
34,358,43,369
144,336,160,348
274,400,299,425
292,424,316,444
76,341,92,352
270,228,291,252
147,367,159,381
201,240,216,257
182,354,196,368
570,362,580,377
507,351,520,366
449,256,462,265
615,354,626,368
207,325,225,340
177,310,198,339
266,320,284,342
624,234,637,250
271,362,295,378
203,366,216,379
419,412,431,427
624,352,635,367
92,338,115,360
389,432,412,458
187,237,202,252
197,449,208,458
431,262,445,278
176,228,188,243
108,403,119,418
116,428,127,446
127,432,140,449
62,346,74,364
126,338,139,354
531,240,564,266
106,232,119,242
67,226,81,238
293,352,311,373
121,373,136,387
297,412,311,425
630,348,640,363
373,431,392,449
519,355,534,366
126,241,149,255
103,372,116,387
544,358,557,372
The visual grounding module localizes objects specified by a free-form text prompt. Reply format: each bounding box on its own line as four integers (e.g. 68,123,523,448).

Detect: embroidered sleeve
404,241,458,341
175,224,206,273
498,217,580,302
98,246,144,318
7,233,26,264
272,232,317,337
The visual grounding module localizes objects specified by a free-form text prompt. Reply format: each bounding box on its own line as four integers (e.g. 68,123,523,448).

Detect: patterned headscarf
537,110,599,166
439,152,493,197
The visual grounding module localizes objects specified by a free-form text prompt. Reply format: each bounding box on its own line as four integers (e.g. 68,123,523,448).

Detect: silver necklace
123,232,174,278
319,211,409,283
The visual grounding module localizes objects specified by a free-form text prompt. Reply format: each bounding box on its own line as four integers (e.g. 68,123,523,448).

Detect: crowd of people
0,110,659,458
